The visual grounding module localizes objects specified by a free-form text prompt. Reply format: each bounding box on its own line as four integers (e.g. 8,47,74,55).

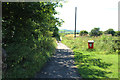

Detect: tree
104,29,115,36
52,27,60,41
115,31,120,36
79,30,88,36
89,28,102,36
2,2,64,78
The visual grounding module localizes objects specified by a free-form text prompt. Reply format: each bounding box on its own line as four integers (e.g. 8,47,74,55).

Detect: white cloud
55,0,119,32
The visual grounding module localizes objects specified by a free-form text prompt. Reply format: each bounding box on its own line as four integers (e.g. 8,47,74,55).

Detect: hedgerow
2,2,63,78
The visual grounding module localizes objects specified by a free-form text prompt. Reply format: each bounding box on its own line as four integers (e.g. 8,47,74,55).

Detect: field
61,34,119,78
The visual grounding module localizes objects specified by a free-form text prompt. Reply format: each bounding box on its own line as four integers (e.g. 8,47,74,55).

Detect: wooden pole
74,7,77,38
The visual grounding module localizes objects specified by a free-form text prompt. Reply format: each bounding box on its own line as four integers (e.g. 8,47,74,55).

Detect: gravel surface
34,42,81,79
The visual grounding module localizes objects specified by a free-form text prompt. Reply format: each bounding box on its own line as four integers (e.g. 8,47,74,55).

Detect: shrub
115,31,120,36
89,28,102,36
2,2,62,78
79,30,88,36
104,28,115,36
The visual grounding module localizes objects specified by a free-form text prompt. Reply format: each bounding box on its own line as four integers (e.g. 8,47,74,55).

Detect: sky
55,0,119,32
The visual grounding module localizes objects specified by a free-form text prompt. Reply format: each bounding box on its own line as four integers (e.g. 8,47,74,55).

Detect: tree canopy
79,30,88,36
115,31,120,36
104,29,115,36
2,2,64,78
89,28,102,36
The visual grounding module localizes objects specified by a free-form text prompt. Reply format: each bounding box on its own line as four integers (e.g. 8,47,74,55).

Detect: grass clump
3,38,57,78
62,35,119,78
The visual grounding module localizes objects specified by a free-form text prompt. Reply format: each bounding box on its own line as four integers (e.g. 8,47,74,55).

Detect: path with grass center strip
34,42,81,78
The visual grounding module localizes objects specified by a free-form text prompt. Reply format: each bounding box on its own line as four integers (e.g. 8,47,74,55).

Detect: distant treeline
59,28,120,36
59,29,80,34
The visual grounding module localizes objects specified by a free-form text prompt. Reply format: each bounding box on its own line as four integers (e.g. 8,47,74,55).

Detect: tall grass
62,35,118,55
61,34,119,78
3,38,57,78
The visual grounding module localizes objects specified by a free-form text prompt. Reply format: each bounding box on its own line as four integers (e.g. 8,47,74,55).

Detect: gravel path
34,42,81,79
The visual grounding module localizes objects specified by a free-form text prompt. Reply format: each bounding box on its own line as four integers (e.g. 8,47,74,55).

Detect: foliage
79,30,88,36
104,28,115,36
59,29,80,34
89,28,102,36
59,33,65,37
2,2,63,78
119,54,120,79
62,35,118,78
62,35,118,55
52,27,60,41
115,31,120,36
74,51,118,78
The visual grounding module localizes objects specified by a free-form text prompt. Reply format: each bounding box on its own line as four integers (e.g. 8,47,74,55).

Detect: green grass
74,51,118,78
62,35,119,78
3,38,57,78
119,54,120,79
62,35,118,54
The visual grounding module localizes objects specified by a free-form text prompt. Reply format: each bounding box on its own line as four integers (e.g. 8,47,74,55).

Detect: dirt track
34,42,81,78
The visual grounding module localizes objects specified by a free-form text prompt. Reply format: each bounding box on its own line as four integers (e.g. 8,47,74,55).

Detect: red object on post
88,40,94,49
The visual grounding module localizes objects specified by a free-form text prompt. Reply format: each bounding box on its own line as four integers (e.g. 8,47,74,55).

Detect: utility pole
74,7,77,38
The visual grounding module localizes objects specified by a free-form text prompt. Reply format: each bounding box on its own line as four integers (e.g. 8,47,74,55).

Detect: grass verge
61,35,119,78
74,50,118,78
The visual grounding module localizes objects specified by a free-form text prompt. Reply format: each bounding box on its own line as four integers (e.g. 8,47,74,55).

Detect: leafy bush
89,28,102,36
115,31,120,36
2,2,62,78
79,30,88,36
104,28,115,36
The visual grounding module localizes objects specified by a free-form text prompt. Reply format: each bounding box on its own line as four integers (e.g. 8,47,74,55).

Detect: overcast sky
55,0,119,32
